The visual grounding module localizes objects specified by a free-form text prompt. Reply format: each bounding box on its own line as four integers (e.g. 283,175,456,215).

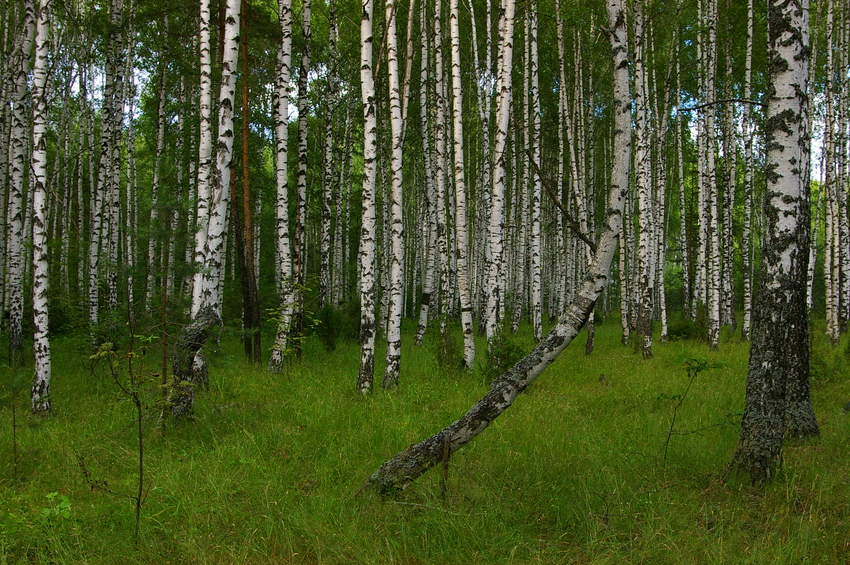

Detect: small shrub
481,327,526,384
432,328,463,373
667,317,697,341
316,305,340,351
667,304,708,342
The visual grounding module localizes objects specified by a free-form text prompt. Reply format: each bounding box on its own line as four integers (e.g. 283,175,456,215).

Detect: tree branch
525,151,597,254
678,98,764,112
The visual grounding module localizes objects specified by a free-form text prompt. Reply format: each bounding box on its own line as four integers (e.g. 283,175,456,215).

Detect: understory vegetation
1,319,849,564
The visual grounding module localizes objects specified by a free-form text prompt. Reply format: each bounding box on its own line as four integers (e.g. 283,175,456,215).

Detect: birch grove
0,0,846,421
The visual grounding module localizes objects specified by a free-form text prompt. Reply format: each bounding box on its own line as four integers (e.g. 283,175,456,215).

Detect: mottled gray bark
170,306,221,419
732,0,817,484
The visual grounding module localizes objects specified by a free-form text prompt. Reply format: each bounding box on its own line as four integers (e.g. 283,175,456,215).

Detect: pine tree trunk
239,0,261,363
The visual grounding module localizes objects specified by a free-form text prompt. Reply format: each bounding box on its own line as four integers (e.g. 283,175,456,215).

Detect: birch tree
485,0,516,340
191,0,214,318
633,0,654,359
292,0,311,357
6,0,34,365
366,0,631,493
383,0,405,389
449,0,475,368
732,0,818,484
174,0,240,416
30,0,50,412
269,0,295,372
357,0,379,394
741,0,755,341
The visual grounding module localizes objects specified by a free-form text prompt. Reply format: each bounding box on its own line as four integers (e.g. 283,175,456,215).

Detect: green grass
1,318,849,564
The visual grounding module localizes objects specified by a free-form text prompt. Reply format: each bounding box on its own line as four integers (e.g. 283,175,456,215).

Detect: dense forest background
1,0,848,386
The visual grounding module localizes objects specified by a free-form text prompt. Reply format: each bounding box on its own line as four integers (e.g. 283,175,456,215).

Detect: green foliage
430,327,463,373
40,492,72,524
315,303,359,352
810,326,850,385
662,356,730,462
480,326,526,384
667,304,709,341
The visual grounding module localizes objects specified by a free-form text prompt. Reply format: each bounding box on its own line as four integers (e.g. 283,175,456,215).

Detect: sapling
0,361,29,481
662,356,727,463
77,342,153,543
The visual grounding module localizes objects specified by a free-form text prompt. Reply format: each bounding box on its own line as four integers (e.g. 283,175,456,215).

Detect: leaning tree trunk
366,0,631,493
170,306,222,419
731,0,817,485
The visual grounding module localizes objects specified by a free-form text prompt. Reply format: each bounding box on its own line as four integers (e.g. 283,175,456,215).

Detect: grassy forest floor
1,316,850,564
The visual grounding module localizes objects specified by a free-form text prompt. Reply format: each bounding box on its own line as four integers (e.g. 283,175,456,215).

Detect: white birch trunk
383,0,405,388
741,0,754,340
194,0,240,324
30,0,50,412
485,0,516,340
733,0,817,482
528,3,542,343
292,0,311,356
633,2,654,359
319,0,337,310
449,0,475,367
191,0,214,317
705,0,721,350
269,0,295,371
414,6,436,346
357,0,378,393
6,0,34,363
